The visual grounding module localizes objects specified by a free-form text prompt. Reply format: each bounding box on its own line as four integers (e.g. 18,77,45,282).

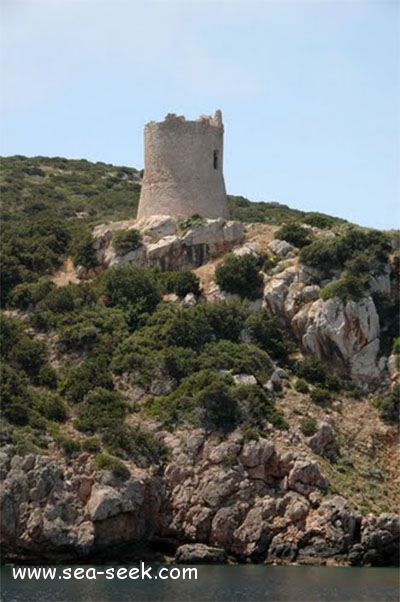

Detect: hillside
0,155,399,567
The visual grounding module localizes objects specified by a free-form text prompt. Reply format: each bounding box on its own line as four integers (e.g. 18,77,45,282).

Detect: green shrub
324,373,342,392
300,416,318,436
295,358,327,385
82,437,102,453
95,453,130,479
199,340,273,383
37,364,58,389
179,214,206,230
113,229,142,255
372,292,400,357
295,378,310,393
392,337,400,355
275,223,313,248
58,305,128,354
164,307,214,349
38,286,76,313
303,213,336,229
57,436,81,456
8,335,47,380
0,362,31,425
158,271,201,298
300,227,391,279
241,426,260,441
9,279,54,310
0,314,24,358
61,356,114,404
320,273,367,302
36,391,68,422
73,234,98,269
310,387,332,404
244,309,292,364
99,265,161,314
373,384,399,424
215,254,264,300
199,300,249,342
162,346,199,381
75,387,127,433
195,380,240,433
102,424,169,464
147,370,235,429
234,384,288,430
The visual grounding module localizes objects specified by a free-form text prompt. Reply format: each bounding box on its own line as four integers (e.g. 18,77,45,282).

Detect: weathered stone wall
137,111,230,220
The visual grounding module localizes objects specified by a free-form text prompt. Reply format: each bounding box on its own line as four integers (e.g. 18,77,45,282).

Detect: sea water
1,564,399,602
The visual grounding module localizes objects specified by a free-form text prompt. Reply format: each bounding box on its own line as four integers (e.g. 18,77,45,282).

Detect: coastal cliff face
1,432,398,566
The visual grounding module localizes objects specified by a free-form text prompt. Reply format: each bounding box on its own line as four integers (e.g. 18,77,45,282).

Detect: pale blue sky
1,0,399,229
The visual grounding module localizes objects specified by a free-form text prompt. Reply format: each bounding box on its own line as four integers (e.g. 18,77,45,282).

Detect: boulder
175,543,227,564
308,422,338,460
288,460,328,495
135,215,177,242
292,296,381,386
86,486,122,521
268,240,295,257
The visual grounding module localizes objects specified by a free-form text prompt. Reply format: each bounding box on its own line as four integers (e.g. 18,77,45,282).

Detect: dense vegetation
0,155,346,308
1,155,398,478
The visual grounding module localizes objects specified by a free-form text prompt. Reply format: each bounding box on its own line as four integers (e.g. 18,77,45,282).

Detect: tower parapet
137,110,229,220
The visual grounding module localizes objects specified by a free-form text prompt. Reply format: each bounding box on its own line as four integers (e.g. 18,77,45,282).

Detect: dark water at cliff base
1,565,399,602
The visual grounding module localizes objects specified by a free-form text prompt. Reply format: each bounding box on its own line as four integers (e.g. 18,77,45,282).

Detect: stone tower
137,110,230,220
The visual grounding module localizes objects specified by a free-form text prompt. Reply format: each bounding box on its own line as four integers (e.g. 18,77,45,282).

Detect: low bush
234,384,288,430
198,340,273,383
73,234,98,269
37,364,58,389
99,265,161,314
75,387,127,433
373,384,399,424
35,391,68,422
320,273,367,302
147,370,236,430
179,214,206,231
295,378,310,393
57,435,81,456
310,387,332,404
215,254,264,300
300,227,391,279
95,453,130,479
300,416,318,436
102,425,169,465
303,213,337,229
158,271,201,298
294,358,327,385
244,309,292,364
82,437,102,453
9,279,54,310
9,335,47,381
61,356,114,404
275,223,313,248
113,229,142,255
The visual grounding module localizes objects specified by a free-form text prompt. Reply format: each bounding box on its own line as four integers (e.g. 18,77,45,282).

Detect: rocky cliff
1,429,398,566
1,212,399,567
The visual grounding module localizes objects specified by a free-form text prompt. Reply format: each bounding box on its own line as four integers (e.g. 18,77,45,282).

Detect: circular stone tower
137,110,230,220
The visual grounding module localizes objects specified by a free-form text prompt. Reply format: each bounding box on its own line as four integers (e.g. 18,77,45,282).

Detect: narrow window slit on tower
213,150,219,170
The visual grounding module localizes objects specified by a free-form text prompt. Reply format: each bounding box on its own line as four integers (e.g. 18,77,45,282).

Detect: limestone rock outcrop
0,435,398,566
78,216,244,277
292,296,381,386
